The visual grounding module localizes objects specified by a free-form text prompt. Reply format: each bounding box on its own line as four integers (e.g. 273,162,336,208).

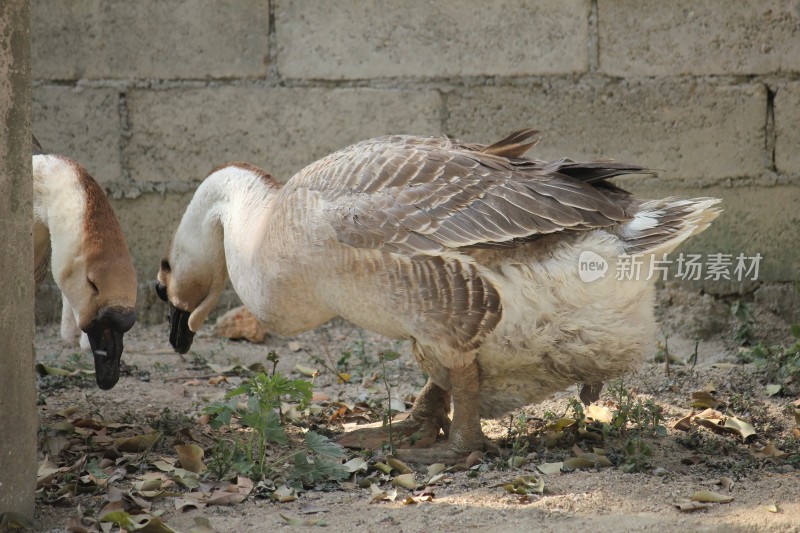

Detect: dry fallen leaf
369,483,398,503
403,488,435,505
342,457,369,473
387,457,414,475
207,490,247,506
271,485,298,503
675,500,711,512
171,468,201,489
175,444,206,474
672,413,695,431
541,432,565,448
114,432,160,453
749,442,787,459
373,462,393,475
585,404,613,424
502,475,544,496
57,406,81,418
294,364,319,377
391,473,419,490
174,498,205,512
724,417,756,441
427,463,446,477
691,391,720,410
577,428,603,442
691,490,733,503
717,476,734,491
537,462,564,475
279,514,325,527
508,455,528,468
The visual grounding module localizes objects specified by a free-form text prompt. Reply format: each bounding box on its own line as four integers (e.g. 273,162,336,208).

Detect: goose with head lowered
33,136,137,390
156,129,720,463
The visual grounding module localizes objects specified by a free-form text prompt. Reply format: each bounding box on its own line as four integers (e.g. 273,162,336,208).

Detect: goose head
35,154,138,389
155,252,197,355
78,256,138,390
155,190,228,354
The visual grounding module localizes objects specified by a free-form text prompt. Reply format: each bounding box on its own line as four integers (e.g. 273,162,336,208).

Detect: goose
155,129,720,463
33,136,137,390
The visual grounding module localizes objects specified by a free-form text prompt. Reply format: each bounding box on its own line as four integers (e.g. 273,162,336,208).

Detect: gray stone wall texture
31,0,800,324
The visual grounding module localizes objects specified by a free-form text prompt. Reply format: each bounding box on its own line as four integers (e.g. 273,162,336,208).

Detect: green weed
737,330,800,395
203,355,347,486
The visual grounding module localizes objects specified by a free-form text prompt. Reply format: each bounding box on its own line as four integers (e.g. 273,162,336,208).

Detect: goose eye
88,279,99,294
161,259,171,273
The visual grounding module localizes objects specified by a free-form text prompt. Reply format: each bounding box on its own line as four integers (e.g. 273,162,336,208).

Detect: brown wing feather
287,131,650,255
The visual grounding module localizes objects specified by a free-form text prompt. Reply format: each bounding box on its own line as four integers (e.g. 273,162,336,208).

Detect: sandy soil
27,289,800,533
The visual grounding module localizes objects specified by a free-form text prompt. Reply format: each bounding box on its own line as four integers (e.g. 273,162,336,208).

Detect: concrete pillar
0,0,36,520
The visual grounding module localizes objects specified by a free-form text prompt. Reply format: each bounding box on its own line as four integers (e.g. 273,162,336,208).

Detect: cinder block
32,86,123,188
598,0,800,76
32,0,269,80
775,82,800,174
126,87,443,188
276,0,589,79
109,192,195,278
445,80,767,181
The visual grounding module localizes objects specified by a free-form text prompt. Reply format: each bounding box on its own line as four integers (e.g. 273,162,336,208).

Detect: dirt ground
26,286,800,533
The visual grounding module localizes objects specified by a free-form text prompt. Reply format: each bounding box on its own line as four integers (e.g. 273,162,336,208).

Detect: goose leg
393,359,493,465
580,382,603,405
337,378,451,450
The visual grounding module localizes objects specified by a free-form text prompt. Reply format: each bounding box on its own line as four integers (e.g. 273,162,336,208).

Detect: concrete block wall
31,0,800,324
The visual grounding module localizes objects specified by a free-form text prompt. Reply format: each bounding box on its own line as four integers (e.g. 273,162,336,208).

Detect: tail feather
551,159,655,183
620,197,722,255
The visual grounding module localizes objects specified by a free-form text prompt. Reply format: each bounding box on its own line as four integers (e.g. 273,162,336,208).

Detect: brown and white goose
33,136,137,390
156,129,720,463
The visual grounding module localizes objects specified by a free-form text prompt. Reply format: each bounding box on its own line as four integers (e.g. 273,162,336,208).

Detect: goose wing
287,130,650,255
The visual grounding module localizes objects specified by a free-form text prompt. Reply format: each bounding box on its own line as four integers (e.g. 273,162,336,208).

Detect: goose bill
86,323,124,390
168,303,195,354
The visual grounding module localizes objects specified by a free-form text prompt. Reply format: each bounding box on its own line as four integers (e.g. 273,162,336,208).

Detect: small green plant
732,300,754,346
203,352,348,486
566,397,587,425
206,438,238,481
189,350,210,369
503,412,530,468
204,370,312,480
738,332,800,395
378,349,402,454
653,329,673,375
605,381,666,472
147,407,194,437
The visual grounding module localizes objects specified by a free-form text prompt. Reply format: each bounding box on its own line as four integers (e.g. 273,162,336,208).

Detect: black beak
155,282,195,354
84,307,136,390
155,281,168,302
